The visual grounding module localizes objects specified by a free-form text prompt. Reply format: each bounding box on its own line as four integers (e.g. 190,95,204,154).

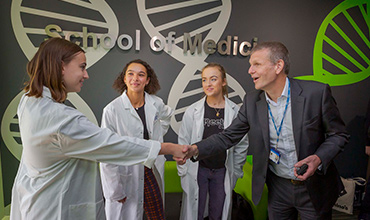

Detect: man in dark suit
184,41,349,219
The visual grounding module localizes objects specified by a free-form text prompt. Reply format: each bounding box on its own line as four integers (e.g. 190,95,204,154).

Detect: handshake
160,143,198,164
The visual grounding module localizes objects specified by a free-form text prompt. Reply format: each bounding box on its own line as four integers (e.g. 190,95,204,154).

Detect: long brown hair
201,63,228,97
24,38,85,102
113,59,160,94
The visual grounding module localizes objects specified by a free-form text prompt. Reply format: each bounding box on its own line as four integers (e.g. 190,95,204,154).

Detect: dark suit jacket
195,78,349,214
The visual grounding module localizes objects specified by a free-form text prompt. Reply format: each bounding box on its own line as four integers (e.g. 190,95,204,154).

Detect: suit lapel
256,92,270,151
290,78,305,158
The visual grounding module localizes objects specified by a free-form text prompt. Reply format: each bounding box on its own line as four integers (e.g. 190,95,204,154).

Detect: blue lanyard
267,80,290,150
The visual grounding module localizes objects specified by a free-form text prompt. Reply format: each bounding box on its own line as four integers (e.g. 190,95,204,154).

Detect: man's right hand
160,143,190,164
183,144,198,160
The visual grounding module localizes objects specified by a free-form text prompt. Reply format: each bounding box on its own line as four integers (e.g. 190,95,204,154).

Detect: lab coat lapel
256,92,270,151
145,93,156,137
224,97,235,127
224,97,235,159
121,91,141,120
193,98,205,142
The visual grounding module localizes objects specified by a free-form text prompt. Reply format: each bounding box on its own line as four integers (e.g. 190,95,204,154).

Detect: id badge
269,148,281,164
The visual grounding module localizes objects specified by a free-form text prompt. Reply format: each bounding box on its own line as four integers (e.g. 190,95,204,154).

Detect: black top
135,104,149,140
199,101,226,169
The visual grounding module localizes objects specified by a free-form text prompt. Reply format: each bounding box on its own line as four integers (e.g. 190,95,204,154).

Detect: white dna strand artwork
3,0,117,160
11,0,119,67
137,0,247,134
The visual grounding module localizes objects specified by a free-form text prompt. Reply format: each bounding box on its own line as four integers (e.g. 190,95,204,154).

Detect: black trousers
266,170,331,220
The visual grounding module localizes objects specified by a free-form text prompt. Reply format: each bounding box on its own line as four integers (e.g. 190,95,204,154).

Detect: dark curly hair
113,59,160,94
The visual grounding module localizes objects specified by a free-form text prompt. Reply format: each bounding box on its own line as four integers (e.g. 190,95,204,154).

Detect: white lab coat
177,97,248,220
10,87,161,220
100,91,173,220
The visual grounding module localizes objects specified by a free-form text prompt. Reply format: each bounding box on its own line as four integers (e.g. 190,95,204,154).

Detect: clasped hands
161,143,198,165
173,144,198,165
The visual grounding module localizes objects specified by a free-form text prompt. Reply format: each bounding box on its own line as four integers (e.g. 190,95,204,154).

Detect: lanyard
267,80,290,150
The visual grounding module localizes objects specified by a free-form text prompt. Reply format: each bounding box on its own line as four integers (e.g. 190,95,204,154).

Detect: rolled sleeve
143,141,161,168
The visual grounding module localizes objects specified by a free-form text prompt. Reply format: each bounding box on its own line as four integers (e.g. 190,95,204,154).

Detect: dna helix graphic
137,0,247,134
11,0,119,67
4,0,117,162
2,1,116,214
295,0,370,86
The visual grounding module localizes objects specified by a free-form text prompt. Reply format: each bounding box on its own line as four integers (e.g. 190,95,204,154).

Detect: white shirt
265,78,298,179
10,87,160,220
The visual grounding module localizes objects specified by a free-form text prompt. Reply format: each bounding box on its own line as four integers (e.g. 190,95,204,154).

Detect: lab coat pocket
120,172,133,199
152,119,164,139
68,199,104,219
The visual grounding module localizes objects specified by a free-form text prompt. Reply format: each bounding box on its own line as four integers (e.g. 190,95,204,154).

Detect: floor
332,209,361,220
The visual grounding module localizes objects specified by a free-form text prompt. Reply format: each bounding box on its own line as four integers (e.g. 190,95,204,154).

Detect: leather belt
290,179,305,185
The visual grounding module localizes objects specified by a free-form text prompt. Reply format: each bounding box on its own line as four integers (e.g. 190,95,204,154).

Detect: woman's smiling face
124,63,150,94
62,52,89,93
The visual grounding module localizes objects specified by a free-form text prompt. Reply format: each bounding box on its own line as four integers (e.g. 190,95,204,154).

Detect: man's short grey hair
251,41,290,75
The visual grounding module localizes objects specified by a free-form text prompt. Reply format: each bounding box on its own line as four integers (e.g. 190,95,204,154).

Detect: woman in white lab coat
100,59,172,220
177,63,248,220
10,38,185,220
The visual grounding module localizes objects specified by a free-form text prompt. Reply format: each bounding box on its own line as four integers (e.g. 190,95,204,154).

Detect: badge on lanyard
269,148,281,164
267,80,290,165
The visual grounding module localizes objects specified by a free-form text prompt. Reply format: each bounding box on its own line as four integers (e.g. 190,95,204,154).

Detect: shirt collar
265,77,290,105
42,86,53,99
